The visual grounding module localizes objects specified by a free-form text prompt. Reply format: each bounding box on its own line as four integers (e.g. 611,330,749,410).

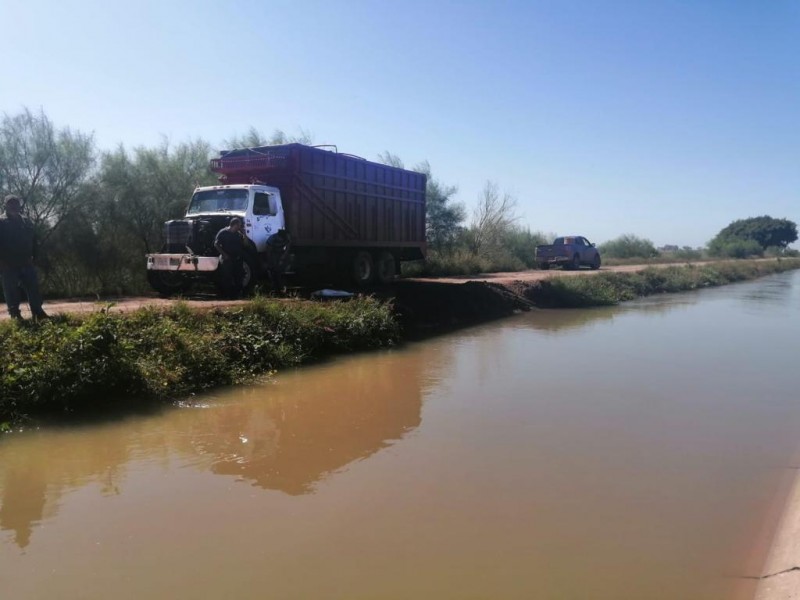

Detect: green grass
527,258,800,307
0,296,398,424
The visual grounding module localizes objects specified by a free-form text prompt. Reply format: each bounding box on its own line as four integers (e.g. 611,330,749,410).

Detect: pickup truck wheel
147,270,191,297
352,251,374,286
538,263,550,270
590,254,601,270
375,251,396,284
571,254,581,270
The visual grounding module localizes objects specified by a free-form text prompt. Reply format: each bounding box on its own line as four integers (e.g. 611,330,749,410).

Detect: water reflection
0,343,444,549
0,427,132,549
737,271,799,313
173,351,426,495
0,468,46,549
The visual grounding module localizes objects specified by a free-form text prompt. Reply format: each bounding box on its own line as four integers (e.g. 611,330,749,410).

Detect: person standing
214,217,246,298
0,195,48,322
265,229,290,294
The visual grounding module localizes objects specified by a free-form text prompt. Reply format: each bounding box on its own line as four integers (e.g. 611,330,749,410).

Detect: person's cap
4,195,22,207
229,217,242,226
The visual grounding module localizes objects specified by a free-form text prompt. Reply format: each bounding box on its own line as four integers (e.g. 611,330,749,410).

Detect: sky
2,0,798,247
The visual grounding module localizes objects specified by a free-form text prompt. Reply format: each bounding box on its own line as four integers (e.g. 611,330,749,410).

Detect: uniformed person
265,229,290,293
214,217,246,298
0,195,48,321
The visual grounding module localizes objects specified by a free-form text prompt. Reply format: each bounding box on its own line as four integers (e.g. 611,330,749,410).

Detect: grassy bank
0,297,398,425
526,258,800,307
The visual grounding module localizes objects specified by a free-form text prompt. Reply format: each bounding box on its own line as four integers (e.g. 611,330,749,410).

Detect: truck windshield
187,189,248,214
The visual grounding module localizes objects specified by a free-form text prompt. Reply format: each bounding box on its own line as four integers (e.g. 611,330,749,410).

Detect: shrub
707,238,763,258
599,234,659,259
0,297,398,422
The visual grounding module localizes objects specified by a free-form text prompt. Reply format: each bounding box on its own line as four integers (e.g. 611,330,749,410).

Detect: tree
709,216,797,253
376,154,466,251
0,108,94,244
707,237,763,259
468,181,519,255
223,126,313,149
599,234,659,259
97,139,216,255
415,161,465,250
376,151,404,168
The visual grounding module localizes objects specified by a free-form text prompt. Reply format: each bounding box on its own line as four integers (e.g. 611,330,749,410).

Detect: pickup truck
535,236,601,270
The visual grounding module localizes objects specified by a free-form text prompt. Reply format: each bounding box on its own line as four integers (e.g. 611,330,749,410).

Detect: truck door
251,191,284,252
582,238,595,261
573,236,585,261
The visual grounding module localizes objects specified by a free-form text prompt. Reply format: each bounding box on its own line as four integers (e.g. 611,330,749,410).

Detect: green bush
525,259,800,307
707,238,763,258
0,297,398,423
598,234,659,259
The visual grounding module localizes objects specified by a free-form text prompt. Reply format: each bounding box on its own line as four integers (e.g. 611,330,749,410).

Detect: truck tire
375,251,396,284
147,270,191,297
241,253,259,295
215,253,259,298
352,251,374,286
590,254,601,270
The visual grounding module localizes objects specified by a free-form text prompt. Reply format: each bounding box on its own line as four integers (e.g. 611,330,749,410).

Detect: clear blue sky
2,0,798,247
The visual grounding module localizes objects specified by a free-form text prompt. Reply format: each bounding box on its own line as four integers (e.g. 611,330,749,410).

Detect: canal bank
1,258,799,425
755,469,800,599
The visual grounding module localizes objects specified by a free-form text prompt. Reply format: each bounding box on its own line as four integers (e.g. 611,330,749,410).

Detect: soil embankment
3,259,791,326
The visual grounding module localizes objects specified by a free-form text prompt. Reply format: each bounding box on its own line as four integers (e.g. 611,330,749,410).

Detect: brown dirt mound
387,280,532,333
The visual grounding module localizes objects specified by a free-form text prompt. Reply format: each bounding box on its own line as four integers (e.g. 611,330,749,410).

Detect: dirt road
0,261,714,321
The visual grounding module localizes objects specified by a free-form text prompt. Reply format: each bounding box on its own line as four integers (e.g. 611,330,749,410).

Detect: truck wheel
352,251,374,286
590,254,601,270
375,251,396,284
147,270,191,297
538,263,550,270
570,254,581,270
240,253,259,295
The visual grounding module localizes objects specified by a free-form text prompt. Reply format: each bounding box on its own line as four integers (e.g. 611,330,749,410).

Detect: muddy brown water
2,272,800,599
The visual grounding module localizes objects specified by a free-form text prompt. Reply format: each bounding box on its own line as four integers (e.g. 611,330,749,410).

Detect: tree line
0,108,550,294
0,108,796,298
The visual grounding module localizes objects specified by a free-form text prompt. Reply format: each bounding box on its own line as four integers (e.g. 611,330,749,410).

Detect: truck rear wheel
147,270,191,297
375,251,396,284
352,251,374,286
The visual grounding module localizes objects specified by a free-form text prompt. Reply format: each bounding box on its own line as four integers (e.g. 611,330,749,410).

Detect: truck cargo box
210,144,426,259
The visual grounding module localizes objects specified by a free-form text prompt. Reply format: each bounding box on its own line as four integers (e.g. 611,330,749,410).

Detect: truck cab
146,184,285,295
186,184,285,252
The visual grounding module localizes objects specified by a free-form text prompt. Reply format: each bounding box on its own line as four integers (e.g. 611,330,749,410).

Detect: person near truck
0,195,48,321
265,229,290,293
214,217,246,298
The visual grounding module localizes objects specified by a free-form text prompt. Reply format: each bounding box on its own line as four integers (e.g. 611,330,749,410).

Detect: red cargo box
211,144,426,259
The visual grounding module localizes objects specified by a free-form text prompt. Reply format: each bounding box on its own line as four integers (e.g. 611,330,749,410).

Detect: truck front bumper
146,254,220,272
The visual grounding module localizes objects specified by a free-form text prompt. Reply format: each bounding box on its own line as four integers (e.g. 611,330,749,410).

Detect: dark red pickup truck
535,236,601,270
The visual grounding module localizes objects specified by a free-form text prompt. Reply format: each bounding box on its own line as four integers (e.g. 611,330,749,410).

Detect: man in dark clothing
0,195,48,321
265,229,291,293
214,217,246,298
